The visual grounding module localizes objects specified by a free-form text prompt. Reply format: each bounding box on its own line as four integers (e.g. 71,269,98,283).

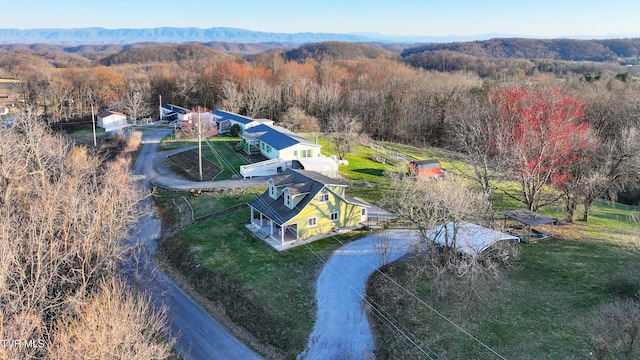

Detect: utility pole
198,111,203,181
159,94,162,122
91,102,97,148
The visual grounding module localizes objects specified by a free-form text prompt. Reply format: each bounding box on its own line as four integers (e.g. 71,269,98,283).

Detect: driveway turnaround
131,128,416,359
299,229,421,359
130,129,262,360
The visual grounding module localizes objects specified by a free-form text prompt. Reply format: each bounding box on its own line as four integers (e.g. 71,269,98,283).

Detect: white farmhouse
242,124,321,160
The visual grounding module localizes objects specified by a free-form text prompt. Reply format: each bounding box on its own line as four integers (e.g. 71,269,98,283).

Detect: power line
303,242,439,359
200,135,504,359
329,233,508,360
202,137,436,357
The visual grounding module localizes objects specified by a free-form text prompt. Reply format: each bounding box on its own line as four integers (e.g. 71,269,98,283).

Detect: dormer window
318,193,329,203
269,185,276,199
285,193,292,208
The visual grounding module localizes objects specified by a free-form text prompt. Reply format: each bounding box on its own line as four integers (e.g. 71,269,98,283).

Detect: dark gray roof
248,169,349,225
162,104,189,114
503,209,556,227
97,110,126,118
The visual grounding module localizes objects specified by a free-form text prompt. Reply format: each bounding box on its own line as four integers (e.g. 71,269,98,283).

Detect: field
155,135,640,359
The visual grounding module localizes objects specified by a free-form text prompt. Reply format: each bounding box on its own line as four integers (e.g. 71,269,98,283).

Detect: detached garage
97,111,128,132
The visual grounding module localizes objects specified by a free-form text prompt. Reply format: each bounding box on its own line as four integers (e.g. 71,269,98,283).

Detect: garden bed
166,149,221,181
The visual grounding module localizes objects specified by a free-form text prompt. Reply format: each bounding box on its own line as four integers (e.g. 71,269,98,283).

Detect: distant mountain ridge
0,27,571,45
0,27,373,45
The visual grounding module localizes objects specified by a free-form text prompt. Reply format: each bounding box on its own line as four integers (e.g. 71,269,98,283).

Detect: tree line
3,41,640,217
0,114,172,359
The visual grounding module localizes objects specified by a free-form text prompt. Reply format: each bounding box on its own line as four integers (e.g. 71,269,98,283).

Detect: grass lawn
169,205,374,357
314,137,401,204
367,199,640,359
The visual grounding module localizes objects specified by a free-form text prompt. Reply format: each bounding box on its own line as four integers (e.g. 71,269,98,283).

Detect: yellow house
248,169,369,245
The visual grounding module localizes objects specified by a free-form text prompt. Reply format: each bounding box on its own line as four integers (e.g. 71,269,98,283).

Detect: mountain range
0,27,614,46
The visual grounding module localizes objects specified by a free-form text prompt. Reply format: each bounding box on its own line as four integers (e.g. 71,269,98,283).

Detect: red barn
409,159,441,178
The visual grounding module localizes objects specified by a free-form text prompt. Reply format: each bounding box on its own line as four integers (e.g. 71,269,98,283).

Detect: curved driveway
130,128,262,360
298,229,420,359
132,128,417,359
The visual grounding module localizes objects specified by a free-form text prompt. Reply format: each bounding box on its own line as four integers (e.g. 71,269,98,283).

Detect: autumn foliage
488,86,596,211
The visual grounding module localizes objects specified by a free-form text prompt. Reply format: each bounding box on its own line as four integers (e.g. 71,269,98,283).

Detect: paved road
129,128,262,360
136,133,268,190
298,229,421,360
130,128,414,359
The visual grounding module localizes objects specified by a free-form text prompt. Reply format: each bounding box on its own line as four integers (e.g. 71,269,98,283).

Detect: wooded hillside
402,38,640,63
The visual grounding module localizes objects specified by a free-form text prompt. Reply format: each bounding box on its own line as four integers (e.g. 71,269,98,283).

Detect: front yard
154,187,375,358
160,135,257,180
154,134,640,359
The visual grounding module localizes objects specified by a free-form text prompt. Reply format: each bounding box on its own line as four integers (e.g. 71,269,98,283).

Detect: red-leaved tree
488,86,596,211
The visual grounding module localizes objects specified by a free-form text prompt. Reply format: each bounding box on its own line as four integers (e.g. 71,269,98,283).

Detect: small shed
97,111,128,132
503,209,556,243
409,159,441,178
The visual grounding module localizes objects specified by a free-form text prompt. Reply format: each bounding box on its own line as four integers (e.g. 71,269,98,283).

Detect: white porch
249,208,298,245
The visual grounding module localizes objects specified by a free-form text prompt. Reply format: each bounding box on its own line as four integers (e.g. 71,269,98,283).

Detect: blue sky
5,0,640,38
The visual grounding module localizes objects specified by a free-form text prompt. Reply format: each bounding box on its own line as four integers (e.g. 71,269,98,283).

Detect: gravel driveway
299,229,421,359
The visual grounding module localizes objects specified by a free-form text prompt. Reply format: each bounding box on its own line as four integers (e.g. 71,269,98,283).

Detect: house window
301,149,312,158
285,193,292,207
270,185,275,197
293,150,298,158
308,217,317,227
361,208,367,216
330,211,339,222
318,193,329,203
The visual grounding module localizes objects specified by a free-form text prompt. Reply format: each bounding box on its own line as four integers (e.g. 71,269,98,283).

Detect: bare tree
446,93,500,198
374,231,395,267
220,80,243,114
312,82,341,128
120,88,152,124
327,112,362,160
0,113,169,359
580,89,640,221
382,175,502,299
280,106,320,133
242,76,273,119
49,278,173,360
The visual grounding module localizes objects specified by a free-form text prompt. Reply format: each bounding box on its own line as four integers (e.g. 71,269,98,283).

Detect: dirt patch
167,149,221,181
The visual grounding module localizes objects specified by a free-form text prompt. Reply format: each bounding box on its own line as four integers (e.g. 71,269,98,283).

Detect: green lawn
170,206,373,357
366,193,640,359
156,135,640,359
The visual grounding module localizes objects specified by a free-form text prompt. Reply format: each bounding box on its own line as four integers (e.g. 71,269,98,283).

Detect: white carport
426,222,519,257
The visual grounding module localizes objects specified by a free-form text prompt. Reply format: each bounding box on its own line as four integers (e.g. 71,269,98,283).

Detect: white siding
277,143,321,161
